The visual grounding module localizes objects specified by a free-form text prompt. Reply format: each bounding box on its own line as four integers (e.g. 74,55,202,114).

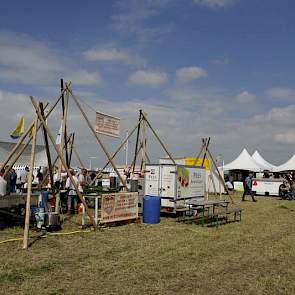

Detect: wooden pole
63,81,70,167
140,112,147,172
202,137,210,167
39,103,55,196
141,112,176,165
129,141,144,173
3,84,71,178
193,142,205,166
73,145,86,169
23,114,38,249
40,134,73,188
206,148,234,203
30,96,96,228
68,132,75,167
132,110,142,174
67,86,127,188
89,117,143,186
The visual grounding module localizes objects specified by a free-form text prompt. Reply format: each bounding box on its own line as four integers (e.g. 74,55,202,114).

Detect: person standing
36,168,44,185
65,170,79,214
19,166,29,191
78,169,87,194
10,169,17,193
242,173,257,202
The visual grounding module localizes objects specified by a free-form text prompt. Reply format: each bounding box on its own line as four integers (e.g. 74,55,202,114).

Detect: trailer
144,164,206,212
252,178,283,196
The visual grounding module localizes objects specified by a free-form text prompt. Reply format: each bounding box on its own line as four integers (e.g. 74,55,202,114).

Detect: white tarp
223,148,269,172
252,151,276,171
274,154,295,172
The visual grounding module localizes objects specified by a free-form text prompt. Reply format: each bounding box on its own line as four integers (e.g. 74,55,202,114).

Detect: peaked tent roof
274,154,295,172
252,151,276,171
223,148,269,172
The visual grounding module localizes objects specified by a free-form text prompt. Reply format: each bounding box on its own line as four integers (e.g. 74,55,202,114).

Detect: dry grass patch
0,193,295,294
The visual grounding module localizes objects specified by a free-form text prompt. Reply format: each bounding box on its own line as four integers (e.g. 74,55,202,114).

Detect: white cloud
0,90,34,138
66,71,103,86
0,31,102,86
2,87,295,167
209,58,228,65
83,46,146,67
111,0,174,43
266,87,295,100
128,70,168,86
176,66,208,82
236,91,256,103
274,132,295,144
193,0,236,8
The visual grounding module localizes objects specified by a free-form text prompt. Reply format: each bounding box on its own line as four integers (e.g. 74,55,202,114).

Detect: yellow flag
10,116,25,139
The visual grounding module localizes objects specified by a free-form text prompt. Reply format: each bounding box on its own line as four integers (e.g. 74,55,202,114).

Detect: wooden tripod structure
196,138,234,204
1,80,133,248
2,80,178,248
89,108,176,186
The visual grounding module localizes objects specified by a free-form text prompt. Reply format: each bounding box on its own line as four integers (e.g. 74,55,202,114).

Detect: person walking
242,173,257,202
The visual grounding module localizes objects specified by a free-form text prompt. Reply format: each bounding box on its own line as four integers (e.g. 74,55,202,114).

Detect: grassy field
1,193,295,295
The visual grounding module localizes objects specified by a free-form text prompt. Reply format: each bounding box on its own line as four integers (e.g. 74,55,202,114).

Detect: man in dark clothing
10,169,17,193
242,173,257,202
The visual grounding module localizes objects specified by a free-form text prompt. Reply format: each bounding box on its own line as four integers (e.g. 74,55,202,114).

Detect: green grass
1,193,295,294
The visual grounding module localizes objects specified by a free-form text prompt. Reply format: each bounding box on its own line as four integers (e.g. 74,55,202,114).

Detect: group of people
0,165,93,214
225,172,295,202
63,168,90,214
279,176,295,200
0,166,44,195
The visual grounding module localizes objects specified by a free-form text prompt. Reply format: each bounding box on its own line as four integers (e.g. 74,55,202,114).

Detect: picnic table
187,199,230,226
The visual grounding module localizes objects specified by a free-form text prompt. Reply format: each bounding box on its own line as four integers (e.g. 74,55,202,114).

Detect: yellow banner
185,157,210,170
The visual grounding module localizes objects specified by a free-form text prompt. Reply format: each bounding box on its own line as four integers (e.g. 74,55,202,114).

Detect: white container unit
144,164,205,211
252,178,283,196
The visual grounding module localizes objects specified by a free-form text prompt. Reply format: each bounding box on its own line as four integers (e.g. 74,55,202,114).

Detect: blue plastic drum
143,195,161,224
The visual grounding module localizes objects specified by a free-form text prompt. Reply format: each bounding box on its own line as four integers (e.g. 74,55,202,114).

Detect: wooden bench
225,208,243,222
175,206,191,221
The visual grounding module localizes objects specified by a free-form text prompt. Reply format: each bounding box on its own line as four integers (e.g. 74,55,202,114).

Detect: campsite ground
0,193,295,295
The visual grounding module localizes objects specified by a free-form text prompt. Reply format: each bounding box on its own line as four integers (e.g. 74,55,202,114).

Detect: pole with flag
10,116,25,139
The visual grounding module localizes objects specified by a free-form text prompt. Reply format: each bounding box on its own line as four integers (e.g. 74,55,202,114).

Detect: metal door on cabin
144,165,161,196
160,165,176,198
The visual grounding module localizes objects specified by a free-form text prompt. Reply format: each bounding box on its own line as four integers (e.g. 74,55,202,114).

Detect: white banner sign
95,112,120,138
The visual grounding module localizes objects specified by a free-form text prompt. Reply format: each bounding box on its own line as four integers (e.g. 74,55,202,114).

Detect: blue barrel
143,195,161,224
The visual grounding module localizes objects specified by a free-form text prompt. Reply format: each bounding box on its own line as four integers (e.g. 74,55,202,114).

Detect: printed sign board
101,192,138,223
95,112,120,138
176,166,205,199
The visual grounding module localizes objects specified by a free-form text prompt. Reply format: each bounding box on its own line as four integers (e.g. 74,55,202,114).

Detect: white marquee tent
274,154,295,172
252,151,276,171
223,148,269,172
0,141,47,167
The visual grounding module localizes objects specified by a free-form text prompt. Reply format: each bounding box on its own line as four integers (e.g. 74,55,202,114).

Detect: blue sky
0,0,295,167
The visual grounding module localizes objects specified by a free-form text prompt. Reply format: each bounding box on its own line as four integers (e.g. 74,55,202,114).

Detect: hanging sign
95,112,120,138
101,192,138,223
